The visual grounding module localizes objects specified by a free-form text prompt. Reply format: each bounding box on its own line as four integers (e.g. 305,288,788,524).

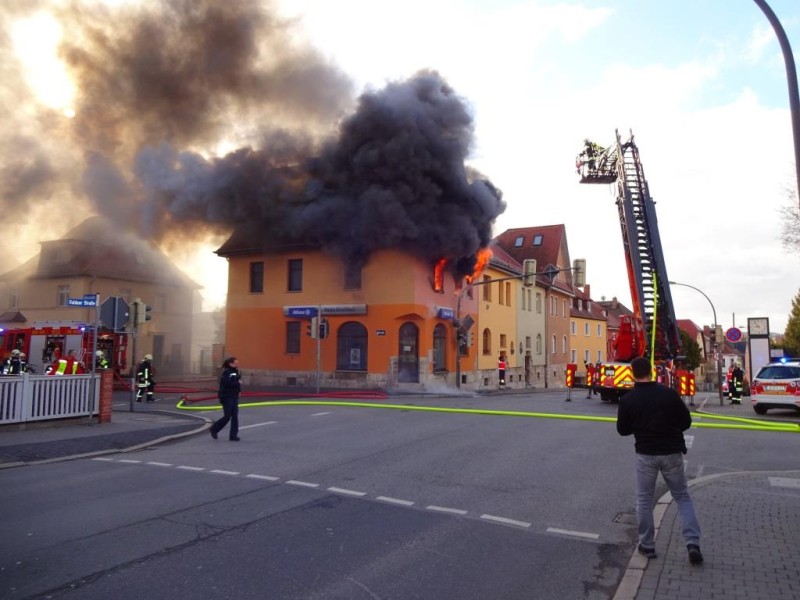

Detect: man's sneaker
637,544,657,559
687,544,704,564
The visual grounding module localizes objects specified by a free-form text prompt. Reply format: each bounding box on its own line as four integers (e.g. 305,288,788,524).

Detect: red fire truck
0,321,128,375
577,131,683,401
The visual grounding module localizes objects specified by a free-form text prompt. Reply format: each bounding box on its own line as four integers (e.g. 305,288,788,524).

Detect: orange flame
433,257,447,293
465,248,492,285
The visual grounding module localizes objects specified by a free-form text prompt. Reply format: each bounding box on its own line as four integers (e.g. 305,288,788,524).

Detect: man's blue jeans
635,453,701,549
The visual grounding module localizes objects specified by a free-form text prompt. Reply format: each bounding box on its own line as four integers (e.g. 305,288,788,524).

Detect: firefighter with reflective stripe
2,349,22,375
95,350,110,370
136,354,156,402
498,353,507,386
585,361,596,398
730,364,744,405
47,349,85,375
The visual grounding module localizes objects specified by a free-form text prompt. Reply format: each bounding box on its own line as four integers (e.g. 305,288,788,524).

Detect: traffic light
318,318,329,339
306,316,318,338
467,329,474,347
135,301,152,324
523,259,537,287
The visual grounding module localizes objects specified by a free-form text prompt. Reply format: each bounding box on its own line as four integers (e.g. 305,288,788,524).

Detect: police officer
136,354,156,402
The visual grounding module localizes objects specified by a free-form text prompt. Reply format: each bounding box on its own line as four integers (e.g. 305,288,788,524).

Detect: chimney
611,296,619,309
583,284,591,299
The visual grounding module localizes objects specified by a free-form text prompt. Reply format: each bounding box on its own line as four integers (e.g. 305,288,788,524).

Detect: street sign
67,298,87,307
286,306,318,318
100,297,130,331
725,327,742,343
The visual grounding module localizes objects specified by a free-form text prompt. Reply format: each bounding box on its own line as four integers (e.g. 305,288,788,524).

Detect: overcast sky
5,0,799,336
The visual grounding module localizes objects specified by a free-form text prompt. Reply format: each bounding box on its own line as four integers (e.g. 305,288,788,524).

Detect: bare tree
780,186,800,253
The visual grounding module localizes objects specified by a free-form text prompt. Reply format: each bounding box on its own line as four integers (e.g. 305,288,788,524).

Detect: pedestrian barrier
0,373,100,424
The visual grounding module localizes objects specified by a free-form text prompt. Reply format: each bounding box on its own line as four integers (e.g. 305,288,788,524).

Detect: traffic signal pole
316,305,322,394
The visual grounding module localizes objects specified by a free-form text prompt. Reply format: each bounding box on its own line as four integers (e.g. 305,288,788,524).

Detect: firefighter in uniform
585,361,596,398
46,350,85,375
730,363,744,405
96,350,110,370
136,354,156,402
3,349,22,375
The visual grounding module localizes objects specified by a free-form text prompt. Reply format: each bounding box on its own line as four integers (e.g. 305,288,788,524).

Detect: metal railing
0,374,100,424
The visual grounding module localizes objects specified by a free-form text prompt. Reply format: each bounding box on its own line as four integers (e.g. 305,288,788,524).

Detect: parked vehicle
750,360,800,414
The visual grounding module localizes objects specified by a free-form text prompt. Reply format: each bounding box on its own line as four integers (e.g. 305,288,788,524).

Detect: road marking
286,480,319,488
376,496,415,506
92,457,114,462
146,461,173,467
769,476,800,489
426,505,468,515
480,514,531,528
209,469,240,476
546,527,600,540
246,474,280,481
311,412,332,417
118,459,141,464
240,421,277,430
177,466,205,472
328,487,367,497
685,435,694,448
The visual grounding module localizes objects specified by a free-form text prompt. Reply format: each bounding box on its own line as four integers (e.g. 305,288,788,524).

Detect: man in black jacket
617,357,703,564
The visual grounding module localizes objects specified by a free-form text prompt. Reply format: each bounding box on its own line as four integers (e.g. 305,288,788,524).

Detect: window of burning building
288,259,303,292
337,322,367,371
482,328,491,355
482,276,491,301
344,265,362,290
57,285,70,306
249,262,264,294
286,322,300,354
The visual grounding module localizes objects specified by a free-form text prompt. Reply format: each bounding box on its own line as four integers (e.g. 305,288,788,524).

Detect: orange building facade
218,244,479,390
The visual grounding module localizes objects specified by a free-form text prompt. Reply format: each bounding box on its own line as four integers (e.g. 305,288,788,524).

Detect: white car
751,360,800,415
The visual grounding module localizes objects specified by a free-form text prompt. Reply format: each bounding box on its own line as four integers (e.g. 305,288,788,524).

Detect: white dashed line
426,505,468,515
769,476,800,489
480,514,531,528
176,466,205,472
92,457,114,462
376,496,415,506
286,480,319,488
118,459,141,464
546,527,600,540
246,474,279,481
209,469,240,476
240,421,277,430
328,487,367,497
311,412,332,417
146,461,173,467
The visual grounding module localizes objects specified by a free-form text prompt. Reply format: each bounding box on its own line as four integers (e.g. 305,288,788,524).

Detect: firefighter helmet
96,350,104,357
144,354,153,361
11,349,21,357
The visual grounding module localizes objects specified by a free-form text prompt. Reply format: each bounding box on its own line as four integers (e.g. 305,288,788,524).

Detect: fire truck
0,321,128,375
577,131,682,401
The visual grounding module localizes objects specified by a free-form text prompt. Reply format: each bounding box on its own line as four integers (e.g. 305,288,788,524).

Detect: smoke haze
1,0,504,293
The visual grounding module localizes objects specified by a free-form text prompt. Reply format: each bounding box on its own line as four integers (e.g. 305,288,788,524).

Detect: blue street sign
67,298,86,307
285,306,318,318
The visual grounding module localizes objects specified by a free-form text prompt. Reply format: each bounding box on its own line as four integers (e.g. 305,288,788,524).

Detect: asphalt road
2,391,797,600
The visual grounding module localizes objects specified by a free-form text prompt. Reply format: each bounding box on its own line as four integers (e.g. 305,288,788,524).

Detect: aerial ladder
577,130,682,400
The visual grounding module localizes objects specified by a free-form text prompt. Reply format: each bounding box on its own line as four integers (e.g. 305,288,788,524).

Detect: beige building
0,217,199,376
570,285,608,384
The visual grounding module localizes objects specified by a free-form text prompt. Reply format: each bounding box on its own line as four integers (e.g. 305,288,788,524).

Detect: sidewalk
614,395,800,599
1,392,798,599
0,402,208,468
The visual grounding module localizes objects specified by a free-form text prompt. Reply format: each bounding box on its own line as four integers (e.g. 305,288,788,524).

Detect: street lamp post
669,281,725,406
753,0,800,210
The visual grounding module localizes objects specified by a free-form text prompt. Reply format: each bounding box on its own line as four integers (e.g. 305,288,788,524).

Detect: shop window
336,321,368,371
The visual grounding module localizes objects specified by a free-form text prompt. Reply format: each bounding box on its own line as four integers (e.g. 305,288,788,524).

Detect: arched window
336,321,368,371
562,335,567,354
482,328,492,355
536,334,542,355
433,324,447,371
551,334,556,354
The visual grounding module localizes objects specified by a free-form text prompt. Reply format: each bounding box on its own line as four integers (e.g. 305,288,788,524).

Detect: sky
2,0,799,336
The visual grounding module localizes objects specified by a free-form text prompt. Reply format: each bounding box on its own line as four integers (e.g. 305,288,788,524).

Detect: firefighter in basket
136,354,156,402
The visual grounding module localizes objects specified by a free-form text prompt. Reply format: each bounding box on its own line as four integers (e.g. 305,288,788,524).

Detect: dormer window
578,299,583,310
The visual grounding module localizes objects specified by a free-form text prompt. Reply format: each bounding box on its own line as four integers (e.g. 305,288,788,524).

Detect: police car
750,360,800,415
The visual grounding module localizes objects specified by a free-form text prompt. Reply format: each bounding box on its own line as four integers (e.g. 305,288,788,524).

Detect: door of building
398,322,419,383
